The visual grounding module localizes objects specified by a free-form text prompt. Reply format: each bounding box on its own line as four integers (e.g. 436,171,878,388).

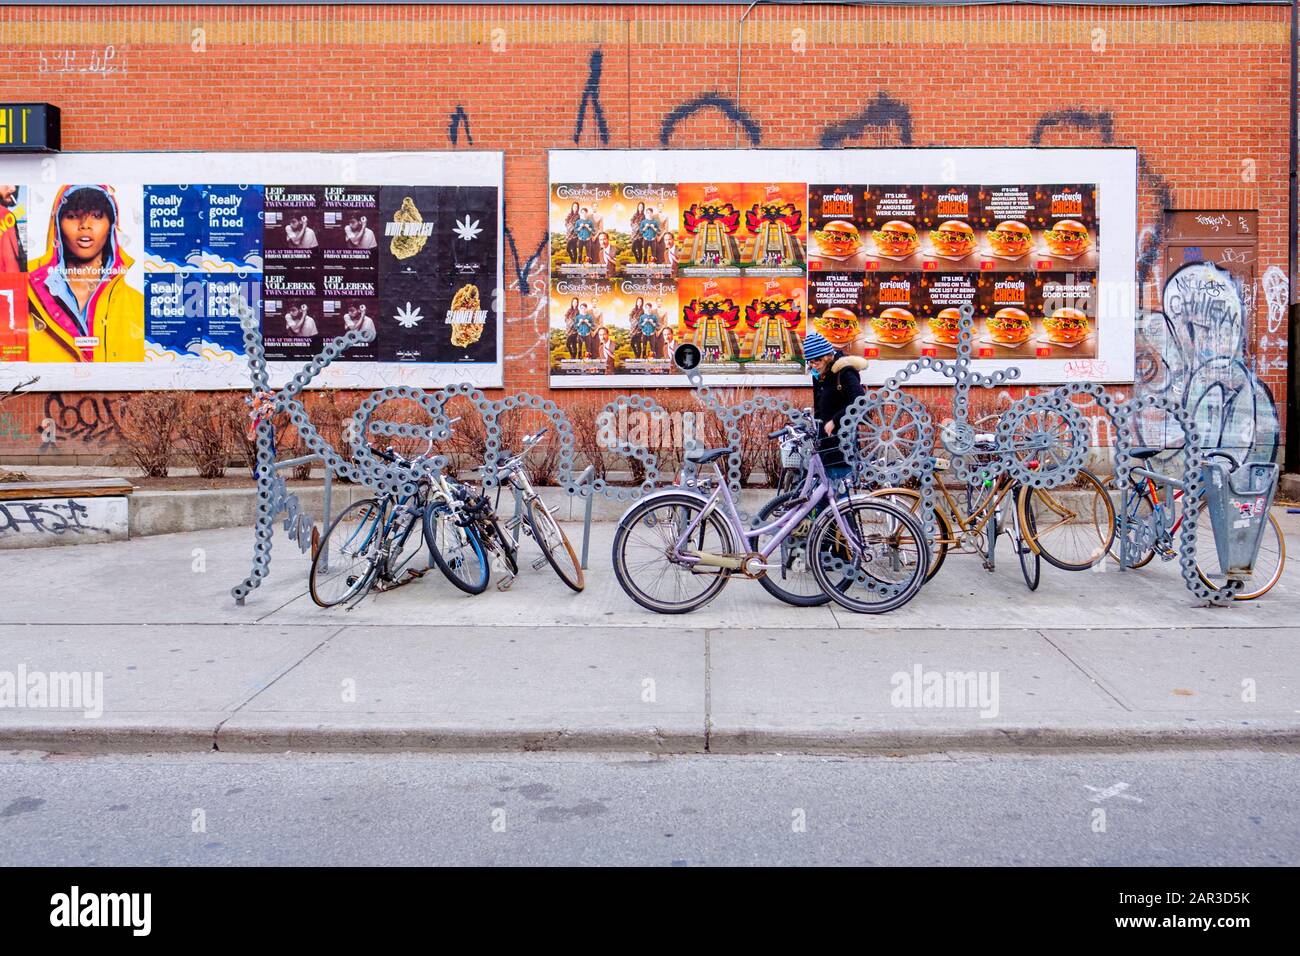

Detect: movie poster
615,277,677,375
742,183,805,276
677,183,744,276
613,183,678,280
676,276,747,373
550,183,618,280
740,276,805,372
549,276,613,378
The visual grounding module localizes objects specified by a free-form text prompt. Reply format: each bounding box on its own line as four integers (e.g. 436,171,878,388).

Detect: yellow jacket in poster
27,184,143,362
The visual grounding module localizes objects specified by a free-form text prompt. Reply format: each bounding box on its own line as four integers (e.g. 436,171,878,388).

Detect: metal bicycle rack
230,296,671,604
234,292,1255,608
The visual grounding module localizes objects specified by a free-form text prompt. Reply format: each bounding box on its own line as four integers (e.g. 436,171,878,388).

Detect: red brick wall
0,2,1289,462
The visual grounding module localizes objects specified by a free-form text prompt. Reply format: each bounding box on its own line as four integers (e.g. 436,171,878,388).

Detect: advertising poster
616,277,677,375
550,183,617,280
548,276,613,379
549,149,1136,385
808,184,868,273
143,272,199,359
0,152,505,389
741,276,805,372
860,272,922,360
742,183,806,276
614,183,678,280
862,185,924,271
203,184,263,274
678,276,745,373
677,183,744,276
919,185,980,271
1032,184,1099,270
0,183,27,361
807,271,864,354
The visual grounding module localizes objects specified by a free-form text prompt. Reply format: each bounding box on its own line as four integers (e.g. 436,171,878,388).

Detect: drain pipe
734,0,762,147
1289,0,1299,469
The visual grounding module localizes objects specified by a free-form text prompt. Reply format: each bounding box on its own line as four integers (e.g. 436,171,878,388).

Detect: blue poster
143,185,204,270
204,184,264,273
144,273,201,356
204,272,261,354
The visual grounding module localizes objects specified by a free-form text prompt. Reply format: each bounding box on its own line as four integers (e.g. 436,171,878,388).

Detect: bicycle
868,428,1116,591
611,423,929,615
495,427,584,592
1102,446,1285,600
310,442,490,606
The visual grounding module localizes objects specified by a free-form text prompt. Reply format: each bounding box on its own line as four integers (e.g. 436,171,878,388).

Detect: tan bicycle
870,432,1116,587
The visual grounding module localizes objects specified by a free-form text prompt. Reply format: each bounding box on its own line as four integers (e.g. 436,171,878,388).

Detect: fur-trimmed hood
832,355,869,374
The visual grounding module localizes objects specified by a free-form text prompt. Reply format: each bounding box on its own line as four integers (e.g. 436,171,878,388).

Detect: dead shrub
117,391,184,478
177,393,245,479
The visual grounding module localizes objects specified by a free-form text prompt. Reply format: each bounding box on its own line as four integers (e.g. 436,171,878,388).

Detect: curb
4,722,1297,756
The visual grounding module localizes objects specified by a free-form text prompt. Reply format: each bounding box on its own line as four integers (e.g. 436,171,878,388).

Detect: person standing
803,331,867,487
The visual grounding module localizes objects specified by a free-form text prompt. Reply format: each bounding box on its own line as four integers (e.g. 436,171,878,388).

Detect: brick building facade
0,1,1291,464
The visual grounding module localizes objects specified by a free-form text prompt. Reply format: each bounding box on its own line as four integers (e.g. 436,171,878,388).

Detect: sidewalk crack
211,624,348,749
703,628,712,753
1037,629,1131,712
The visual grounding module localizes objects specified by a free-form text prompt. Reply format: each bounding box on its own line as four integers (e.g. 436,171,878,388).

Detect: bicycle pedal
496,573,517,592
531,555,549,571
504,516,523,531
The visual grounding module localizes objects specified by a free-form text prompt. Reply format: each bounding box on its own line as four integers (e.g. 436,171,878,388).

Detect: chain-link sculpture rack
833,304,1240,606
230,297,679,603
234,293,1240,607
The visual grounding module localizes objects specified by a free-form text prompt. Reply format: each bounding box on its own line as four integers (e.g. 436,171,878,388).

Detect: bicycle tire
611,493,736,614
424,503,489,595
807,496,929,614
525,498,585,592
751,491,831,607
1015,501,1041,591
309,498,382,608
1018,469,1114,571
865,487,951,582
1195,511,1286,601
1100,474,1157,568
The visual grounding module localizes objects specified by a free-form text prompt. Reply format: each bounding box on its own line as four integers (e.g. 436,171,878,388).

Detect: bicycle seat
686,446,736,465
1129,446,1163,460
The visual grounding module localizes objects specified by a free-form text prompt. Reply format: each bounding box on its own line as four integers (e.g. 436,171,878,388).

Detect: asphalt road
1,749,1296,866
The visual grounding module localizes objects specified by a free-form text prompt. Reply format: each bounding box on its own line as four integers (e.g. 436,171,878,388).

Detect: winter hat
802,331,834,361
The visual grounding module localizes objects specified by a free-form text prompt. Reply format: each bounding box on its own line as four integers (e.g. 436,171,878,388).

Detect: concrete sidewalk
0,518,1296,754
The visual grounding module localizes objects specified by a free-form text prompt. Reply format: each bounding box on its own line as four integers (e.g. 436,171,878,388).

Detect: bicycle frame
671,451,861,571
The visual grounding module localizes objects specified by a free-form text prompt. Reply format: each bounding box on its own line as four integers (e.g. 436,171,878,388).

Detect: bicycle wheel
1014,500,1041,590
865,487,952,582
424,503,489,595
808,496,928,614
751,491,831,607
1018,469,1114,571
1195,511,1286,600
525,498,584,592
1100,475,1157,569
309,498,382,608
611,493,736,614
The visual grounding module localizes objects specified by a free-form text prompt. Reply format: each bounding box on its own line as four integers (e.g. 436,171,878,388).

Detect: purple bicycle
611,421,930,614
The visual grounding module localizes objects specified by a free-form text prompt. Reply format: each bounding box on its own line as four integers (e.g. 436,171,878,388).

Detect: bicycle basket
1200,460,1279,577
780,437,807,469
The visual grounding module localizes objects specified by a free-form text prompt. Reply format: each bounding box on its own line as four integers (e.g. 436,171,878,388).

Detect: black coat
812,353,867,469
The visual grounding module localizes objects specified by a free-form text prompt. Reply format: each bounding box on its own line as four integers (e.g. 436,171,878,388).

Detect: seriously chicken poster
551,148,1133,386
0,152,504,389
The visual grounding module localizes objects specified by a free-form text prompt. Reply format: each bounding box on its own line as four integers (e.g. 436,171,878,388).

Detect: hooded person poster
25,183,144,363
